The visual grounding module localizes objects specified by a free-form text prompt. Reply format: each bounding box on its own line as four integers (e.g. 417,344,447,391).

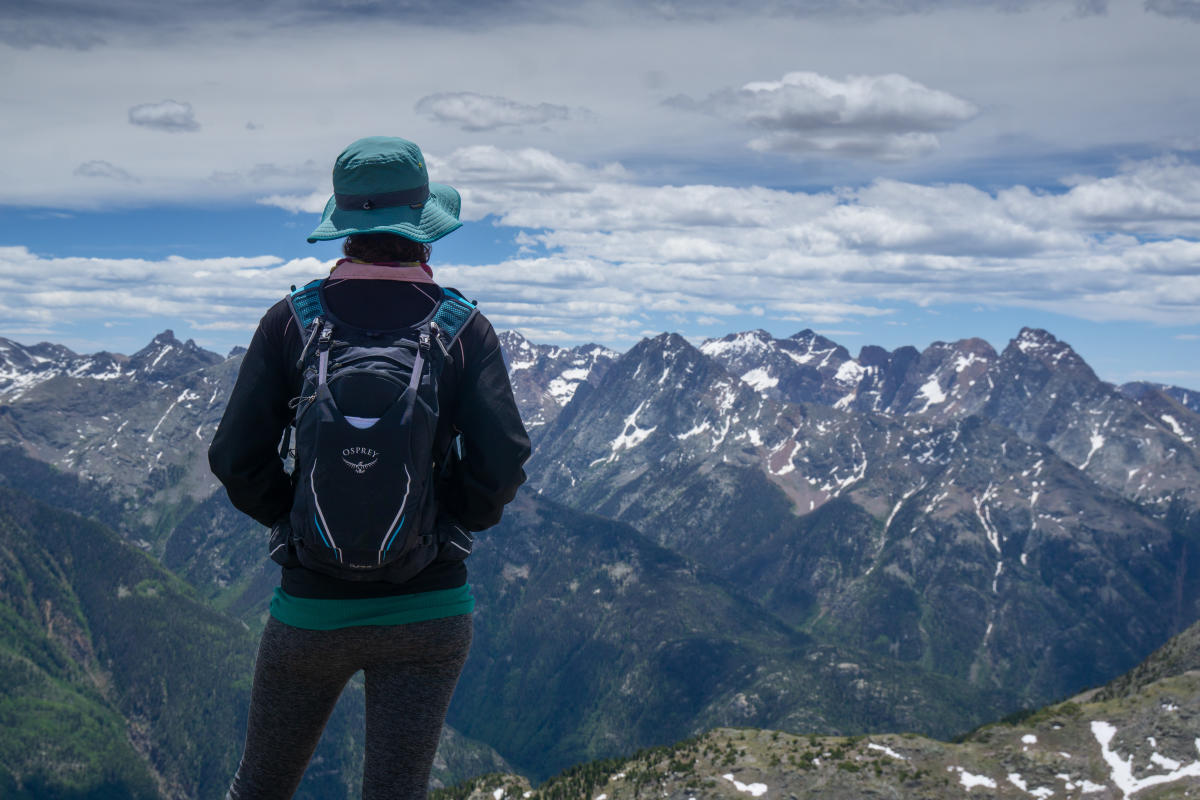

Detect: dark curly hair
342,232,432,264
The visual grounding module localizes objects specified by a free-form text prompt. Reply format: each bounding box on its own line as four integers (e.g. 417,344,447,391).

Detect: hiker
209,136,530,800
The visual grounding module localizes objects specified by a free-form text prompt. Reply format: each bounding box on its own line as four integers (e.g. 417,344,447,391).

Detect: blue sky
1,0,1198,387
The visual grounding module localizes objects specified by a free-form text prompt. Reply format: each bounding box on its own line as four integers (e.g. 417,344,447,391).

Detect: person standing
209,136,530,799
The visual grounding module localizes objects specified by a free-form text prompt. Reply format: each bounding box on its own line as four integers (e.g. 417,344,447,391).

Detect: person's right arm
208,304,295,528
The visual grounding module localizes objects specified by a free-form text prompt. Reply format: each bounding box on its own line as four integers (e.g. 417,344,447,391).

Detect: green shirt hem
269,584,474,630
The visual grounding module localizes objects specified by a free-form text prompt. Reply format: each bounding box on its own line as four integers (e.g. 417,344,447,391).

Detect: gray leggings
227,613,473,800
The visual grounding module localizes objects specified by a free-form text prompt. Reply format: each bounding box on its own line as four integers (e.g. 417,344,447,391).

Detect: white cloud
669,72,977,161
415,92,574,132
128,99,200,132
258,190,329,214
237,147,1200,341
0,248,324,333
0,3,1196,210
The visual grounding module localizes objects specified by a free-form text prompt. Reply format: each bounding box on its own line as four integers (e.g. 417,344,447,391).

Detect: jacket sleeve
208,311,295,528
441,315,531,531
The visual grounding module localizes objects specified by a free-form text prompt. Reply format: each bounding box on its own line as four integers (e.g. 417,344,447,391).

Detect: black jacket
208,270,531,598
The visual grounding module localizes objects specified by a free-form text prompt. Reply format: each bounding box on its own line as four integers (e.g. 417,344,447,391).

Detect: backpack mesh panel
433,296,474,339
290,283,326,329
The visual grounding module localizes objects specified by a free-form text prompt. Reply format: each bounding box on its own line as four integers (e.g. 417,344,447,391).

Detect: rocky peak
888,337,998,419
0,337,126,399
127,330,223,381
786,328,852,365
699,329,775,359
497,329,619,433
497,330,536,370
1004,328,1093,378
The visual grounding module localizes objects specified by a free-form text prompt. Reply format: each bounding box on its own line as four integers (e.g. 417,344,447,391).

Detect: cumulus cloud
248,146,1200,343
74,160,139,183
415,92,575,132
128,100,200,132
257,190,329,214
256,145,629,218
0,248,324,335
9,146,1199,352
668,72,978,161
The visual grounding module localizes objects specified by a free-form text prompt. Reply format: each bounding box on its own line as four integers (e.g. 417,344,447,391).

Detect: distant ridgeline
436,618,1200,800
0,325,1197,796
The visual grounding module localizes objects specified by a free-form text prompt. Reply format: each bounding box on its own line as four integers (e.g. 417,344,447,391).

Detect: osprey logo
342,447,379,474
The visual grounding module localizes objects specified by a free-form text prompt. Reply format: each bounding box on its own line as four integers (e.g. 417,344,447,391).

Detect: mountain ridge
2,324,1198,792
437,617,1200,800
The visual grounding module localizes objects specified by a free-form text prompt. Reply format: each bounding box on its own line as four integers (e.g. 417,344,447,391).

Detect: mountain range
0,322,1197,796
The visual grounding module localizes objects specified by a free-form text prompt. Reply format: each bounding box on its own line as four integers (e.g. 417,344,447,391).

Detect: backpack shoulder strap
432,287,478,347
286,278,326,333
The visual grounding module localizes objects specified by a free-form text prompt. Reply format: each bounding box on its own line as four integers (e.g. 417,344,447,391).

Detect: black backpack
276,277,476,582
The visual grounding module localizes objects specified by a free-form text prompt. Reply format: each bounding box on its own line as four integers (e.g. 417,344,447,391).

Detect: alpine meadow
2,0,1200,798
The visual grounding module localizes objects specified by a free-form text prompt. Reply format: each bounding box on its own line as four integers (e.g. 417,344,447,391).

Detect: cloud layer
415,92,574,132
73,160,139,183
128,100,200,133
669,72,978,161
9,148,1198,353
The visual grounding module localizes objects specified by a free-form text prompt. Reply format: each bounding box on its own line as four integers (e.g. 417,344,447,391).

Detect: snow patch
1080,432,1105,470
1008,773,1054,798
1160,414,1193,442
149,345,173,368
721,774,768,797
1091,720,1200,798
954,352,988,372
949,766,997,790
595,400,657,464
834,359,864,384
867,743,907,761
916,374,947,413
740,367,778,392
1150,752,1181,771
676,421,712,441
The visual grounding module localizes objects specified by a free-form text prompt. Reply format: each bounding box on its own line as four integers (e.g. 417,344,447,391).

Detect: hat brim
306,182,462,244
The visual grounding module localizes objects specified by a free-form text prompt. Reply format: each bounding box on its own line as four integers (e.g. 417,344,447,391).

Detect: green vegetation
0,487,364,799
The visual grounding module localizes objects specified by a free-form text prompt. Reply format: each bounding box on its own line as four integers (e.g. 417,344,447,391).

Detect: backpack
277,277,477,582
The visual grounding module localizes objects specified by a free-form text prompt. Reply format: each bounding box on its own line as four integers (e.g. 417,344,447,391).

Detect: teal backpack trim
285,280,477,346
287,279,326,331
432,287,477,344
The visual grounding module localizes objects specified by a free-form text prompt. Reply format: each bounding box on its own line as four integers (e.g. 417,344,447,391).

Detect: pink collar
329,259,436,283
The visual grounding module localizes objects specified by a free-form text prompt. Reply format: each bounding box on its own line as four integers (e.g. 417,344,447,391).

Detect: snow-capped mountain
2,323,1198,778
526,328,1200,708
0,330,235,500
697,327,1200,510
498,330,618,434
0,330,225,401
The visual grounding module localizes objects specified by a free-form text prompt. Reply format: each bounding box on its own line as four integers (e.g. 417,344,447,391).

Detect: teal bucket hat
306,136,462,244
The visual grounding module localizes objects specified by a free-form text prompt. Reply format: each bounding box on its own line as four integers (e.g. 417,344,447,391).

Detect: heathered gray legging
227,613,472,800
